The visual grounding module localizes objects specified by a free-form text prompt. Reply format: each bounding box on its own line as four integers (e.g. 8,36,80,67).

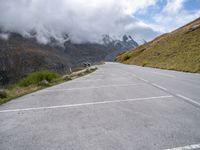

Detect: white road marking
71,79,105,82
152,83,169,91
0,95,173,113
130,74,146,81
138,78,149,83
152,72,175,78
131,74,169,91
71,77,134,82
176,94,200,107
41,83,143,92
164,143,200,150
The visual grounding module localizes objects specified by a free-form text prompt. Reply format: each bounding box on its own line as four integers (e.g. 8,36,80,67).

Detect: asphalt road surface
0,62,200,150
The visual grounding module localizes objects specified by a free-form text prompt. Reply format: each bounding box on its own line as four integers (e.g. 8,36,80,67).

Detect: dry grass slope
116,17,200,73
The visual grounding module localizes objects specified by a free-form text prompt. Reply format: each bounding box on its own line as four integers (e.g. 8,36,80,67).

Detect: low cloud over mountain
0,0,159,44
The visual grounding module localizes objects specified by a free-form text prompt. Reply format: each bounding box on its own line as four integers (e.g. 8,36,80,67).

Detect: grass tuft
18,70,60,87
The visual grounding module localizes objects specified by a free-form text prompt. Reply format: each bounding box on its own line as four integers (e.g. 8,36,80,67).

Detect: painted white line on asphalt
176,94,200,107
71,77,134,82
131,74,147,82
71,79,105,82
138,78,149,83
152,72,175,78
41,83,143,92
152,83,169,91
0,95,173,113
164,143,200,150
132,74,170,91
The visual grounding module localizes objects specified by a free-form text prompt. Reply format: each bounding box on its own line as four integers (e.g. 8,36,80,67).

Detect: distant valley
0,32,138,86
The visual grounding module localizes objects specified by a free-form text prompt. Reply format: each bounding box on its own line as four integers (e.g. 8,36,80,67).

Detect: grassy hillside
116,17,200,73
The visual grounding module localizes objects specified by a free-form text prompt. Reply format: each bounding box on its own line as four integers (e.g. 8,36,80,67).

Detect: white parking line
0,95,173,113
164,143,200,150
71,77,134,82
152,83,169,91
176,94,200,107
138,78,149,83
131,74,169,92
41,83,143,92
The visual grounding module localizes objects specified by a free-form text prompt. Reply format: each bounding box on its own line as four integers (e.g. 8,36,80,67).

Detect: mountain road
0,62,200,150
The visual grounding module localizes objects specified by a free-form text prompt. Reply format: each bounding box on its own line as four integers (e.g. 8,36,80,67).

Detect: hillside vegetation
0,67,97,105
116,17,200,73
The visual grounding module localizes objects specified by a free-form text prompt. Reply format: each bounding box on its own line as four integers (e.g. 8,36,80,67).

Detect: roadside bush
18,70,60,87
0,90,7,99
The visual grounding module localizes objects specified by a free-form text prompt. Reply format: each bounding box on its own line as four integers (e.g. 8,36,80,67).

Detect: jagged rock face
0,32,139,86
102,34,138,49
102,34,139,60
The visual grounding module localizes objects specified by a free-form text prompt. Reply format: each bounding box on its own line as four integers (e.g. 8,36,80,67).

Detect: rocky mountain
0,31,138,86
102,34,139,60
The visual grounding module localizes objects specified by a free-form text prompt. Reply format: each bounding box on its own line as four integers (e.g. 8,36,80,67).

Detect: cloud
163,0,185,14
0,33,10,40
152,0,200,32
0,0,159,44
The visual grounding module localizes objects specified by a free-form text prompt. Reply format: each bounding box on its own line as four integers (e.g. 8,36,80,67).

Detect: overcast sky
0,0,199,44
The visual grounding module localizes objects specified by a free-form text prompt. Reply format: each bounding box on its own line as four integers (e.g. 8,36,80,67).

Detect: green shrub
0,90,7,99
18,70,60,87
